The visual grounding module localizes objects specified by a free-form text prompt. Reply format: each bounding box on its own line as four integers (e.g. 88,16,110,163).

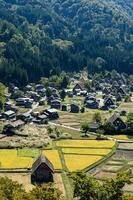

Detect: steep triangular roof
32,155,54,173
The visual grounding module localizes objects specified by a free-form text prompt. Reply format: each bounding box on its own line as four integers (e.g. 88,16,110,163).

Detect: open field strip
0,139,115,170
56,140,115,148
64,154,102,172
108,135,133,140
0,149,62,169
42,150,62,170
0,149,17,157
18,148,41,159
62,148,112,155
0,149,33,168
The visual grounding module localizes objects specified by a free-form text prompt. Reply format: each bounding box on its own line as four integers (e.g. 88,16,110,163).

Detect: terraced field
64,154,102,172
58,140,115,172
87,142,133,195
57,140,115,148
0,149,33,168
42,150,62,169
0,139,115,172
62,148,112,155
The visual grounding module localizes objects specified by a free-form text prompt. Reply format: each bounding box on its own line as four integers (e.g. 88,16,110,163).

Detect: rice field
110,135,129,140
64,154,102,172
0,149,33,168
56,140,115,148
42,150,62,170
0,139,115,171
62,148,112,155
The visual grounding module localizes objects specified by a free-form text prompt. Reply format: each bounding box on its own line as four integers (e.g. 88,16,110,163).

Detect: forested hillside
0,0,133,85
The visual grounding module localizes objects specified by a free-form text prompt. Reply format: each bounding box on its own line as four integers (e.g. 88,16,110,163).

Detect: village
0,71,133,199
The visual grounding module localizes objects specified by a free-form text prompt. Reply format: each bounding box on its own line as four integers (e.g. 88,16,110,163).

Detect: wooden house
3,120,24,135
33,114,47,124
18,112,33,122
31,155,54,184
2,110,16,120
16,98,33,108
51,99,61,110
62,104,68,111
73,83,83,95
35,84,44,91
117,87,126,96
29,91,41,102
103,97,115,108
24,85,32,92
108,114,126,130
102,87,111,95
86,100,99,109
44,109,59,120
70,104,79,113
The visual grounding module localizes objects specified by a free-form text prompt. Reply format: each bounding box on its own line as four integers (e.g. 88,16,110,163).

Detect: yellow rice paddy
56,140,115,148
64,154,102,172
42,150,62,169
62,148,112,155
0,149,33,168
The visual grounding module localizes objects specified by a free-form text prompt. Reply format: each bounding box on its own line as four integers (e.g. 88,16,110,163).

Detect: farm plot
89,142,133,191
0,149,62,170
118,143,133,150
42,150,62,170
110,135,129,140
57,140,115,172
57,140,115,148
102,165,123,173
0,149,33,168
57,110,111,128
18,148,41,159
64,154,102,172
62,148,112,155
112,150,133,160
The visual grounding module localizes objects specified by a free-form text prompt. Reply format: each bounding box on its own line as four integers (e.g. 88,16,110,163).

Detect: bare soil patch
94,171,116,179
118,143,133,150
54,173,66,197
112,150,133,160
0,173,34,191
0,124,49,148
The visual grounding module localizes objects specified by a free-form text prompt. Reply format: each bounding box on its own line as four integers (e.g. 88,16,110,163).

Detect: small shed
31,155,54,184
70,104,79,113
62,104,67,111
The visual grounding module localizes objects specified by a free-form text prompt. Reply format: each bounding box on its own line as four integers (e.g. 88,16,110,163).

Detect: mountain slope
0,0,133,85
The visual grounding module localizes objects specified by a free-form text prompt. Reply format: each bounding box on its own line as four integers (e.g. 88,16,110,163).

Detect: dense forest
0,0,133,85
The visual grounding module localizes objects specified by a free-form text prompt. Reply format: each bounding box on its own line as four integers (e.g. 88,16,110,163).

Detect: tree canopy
0,0,132,86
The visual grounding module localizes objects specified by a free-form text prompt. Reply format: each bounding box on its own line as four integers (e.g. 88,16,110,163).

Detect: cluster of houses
0,72,132,134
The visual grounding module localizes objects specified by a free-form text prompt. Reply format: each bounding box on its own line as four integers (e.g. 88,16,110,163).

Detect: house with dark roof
117,87,127,96
102,97,115,110
2,110,16,120
62,104,68,111
16,98,33,108
86,100,99,109
31,155,54,184
17,112,33,122
51,99,61,110
108,114,127,130
73,83,84,95
33,114,47,124
70,104,79,113
44,109,59,120
3,120,24,135
102,87,111,95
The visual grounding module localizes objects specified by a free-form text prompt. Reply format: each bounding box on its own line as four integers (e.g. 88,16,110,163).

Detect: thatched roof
32,155,54,173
